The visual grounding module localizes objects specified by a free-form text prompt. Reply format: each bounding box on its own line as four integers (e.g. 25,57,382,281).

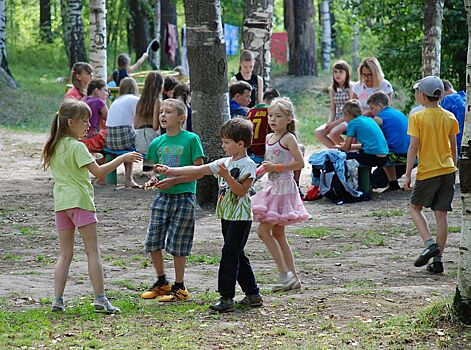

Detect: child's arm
404,136,419,191
151,158,205,191
337,136,354,152
153,100,161,130
218,164,253,197
327,87,336,123
128,52,149,73
99,106,108,127
373,116,383,126
257,75,264,104
262,133,304,173
449,134,457,166
86,152,142,177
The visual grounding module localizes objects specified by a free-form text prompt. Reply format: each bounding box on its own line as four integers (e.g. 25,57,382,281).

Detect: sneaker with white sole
272,272,299,292
93,297,121,314
51,299,65,312
237,294,263,308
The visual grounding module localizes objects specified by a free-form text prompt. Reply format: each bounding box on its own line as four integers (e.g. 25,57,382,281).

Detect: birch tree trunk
0,0,17,88
352,21,359,73
184,0,229,207
422,0,444,77
286,0,317,76
40,0,53,42
320,0,331,70
64,0,87,68
453,0,471,325
241,0,274,88
89,0,107,81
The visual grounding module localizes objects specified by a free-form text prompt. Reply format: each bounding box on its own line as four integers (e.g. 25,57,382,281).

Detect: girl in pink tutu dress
252,97,311,292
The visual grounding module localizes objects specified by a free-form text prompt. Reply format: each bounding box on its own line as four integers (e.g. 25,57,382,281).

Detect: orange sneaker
158,287,190,302
140,282,172,299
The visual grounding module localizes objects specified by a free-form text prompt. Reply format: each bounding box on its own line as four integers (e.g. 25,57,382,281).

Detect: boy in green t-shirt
140,99,205,302
155,118,262,313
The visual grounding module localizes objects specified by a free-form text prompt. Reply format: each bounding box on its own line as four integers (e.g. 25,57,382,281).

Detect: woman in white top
105,77,141,188
352,57,393,115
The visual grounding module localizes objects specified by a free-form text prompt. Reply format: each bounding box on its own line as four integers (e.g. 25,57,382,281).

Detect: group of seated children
63,58,191,188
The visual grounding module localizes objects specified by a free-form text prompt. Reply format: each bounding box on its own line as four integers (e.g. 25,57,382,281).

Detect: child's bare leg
434,210,448,254
315,124,336,148
410,204,432,242
272,225,297,276
328,123,346,145
257,222,288,273
54,228,75,297
383,166,397,181
124,161,139,187
78,223,104,295
173,256,186,283
150,250,165,276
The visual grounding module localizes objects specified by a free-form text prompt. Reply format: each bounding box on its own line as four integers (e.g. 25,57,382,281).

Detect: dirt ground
0,123,465,347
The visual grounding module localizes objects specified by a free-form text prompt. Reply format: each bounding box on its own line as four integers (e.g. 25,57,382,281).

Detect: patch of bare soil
0,129,464,348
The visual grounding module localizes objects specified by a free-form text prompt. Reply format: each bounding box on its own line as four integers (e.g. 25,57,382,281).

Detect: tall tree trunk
286,0,317,76
352,21,359,73
0,0,17,88
241,0,274,88
184,0,229,207
127,0,151,62
63,0,87,68
422,0,444,77
453,0,471,325
89,0,107,80
40,0,53,42
161,0,181,69
153,0,161,70
320,0,331,70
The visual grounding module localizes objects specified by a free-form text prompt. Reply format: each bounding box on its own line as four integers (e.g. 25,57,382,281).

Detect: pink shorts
55,208,98,231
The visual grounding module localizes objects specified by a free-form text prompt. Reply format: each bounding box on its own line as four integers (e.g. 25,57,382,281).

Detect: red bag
302,185,321,201
82,129,106,153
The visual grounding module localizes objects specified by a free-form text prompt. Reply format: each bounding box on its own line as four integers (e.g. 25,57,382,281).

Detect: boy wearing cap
404,76,459,274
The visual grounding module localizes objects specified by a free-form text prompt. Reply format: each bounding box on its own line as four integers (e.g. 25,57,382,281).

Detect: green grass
366,209,406,218
294,226,337,239
353,229,387,247
0,254,22,262
186,254,220,265
449,226,461,233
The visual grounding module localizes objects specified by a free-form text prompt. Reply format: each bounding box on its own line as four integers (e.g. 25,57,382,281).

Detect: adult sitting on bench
368,91,410,191
105,77,142,188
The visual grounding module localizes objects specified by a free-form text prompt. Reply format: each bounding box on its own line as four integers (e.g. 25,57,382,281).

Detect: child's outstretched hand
153,164,175,176
261,161,277,173
121,152,143,163
403,175,413,191
144,177,159,191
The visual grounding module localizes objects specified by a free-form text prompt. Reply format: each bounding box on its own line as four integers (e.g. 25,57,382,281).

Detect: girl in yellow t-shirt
41,99,142,313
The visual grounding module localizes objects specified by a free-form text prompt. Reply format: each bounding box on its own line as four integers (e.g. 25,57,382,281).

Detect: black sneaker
414,243,440,267
209,297,235,313
237,294,263,308
426,261,444,274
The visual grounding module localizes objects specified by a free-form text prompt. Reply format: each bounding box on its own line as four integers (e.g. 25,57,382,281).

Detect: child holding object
252,97,310,292
41,99,142,313
154,118,261,313
140,99,205,302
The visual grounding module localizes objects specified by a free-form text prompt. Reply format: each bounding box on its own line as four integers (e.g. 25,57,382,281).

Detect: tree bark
320,0,331,70
0,0,17,87
286,0,317,76
63,0,87,68
161,0,181,69
352,21,359,73
153,0,161,70
422,0,444,77
184,0,229,208
241,0,274,88
40,0,53,42
89,0,107,81
453,0,471,325
127,0,151,62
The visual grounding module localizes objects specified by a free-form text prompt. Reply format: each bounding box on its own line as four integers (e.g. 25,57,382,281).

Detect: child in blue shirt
337,99,389,167
229,81,252,118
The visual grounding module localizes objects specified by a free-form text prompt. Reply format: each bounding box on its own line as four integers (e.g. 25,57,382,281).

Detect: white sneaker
272,272,298,292
93,296,121,314
51,299,65,312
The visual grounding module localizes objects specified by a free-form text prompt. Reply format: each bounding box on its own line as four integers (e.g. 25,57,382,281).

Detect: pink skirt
252,179,311,225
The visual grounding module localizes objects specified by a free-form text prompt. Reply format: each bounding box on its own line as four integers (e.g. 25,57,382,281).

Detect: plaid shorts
105,125,136,150
145,192,196,256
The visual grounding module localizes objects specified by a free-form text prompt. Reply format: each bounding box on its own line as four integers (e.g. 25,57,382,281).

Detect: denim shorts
145,192,196,256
